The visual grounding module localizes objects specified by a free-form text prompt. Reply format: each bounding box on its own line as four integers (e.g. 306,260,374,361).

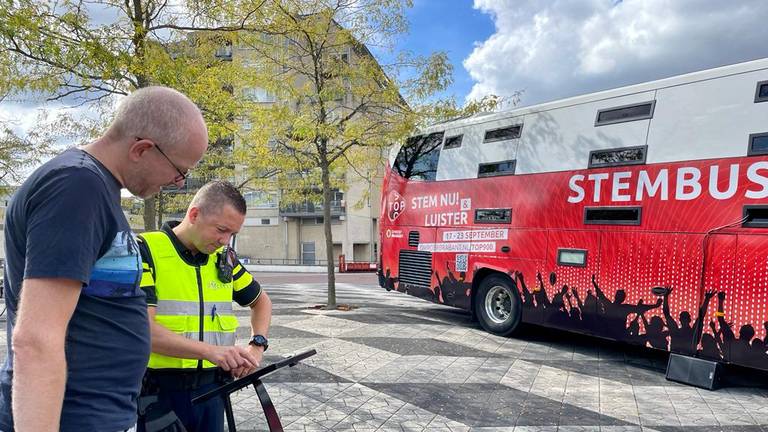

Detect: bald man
0,86,208,432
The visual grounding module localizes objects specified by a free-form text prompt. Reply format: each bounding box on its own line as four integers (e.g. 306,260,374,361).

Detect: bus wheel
475,275,521,336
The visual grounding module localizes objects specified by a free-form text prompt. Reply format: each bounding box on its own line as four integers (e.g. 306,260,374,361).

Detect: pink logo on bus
387,190,406,222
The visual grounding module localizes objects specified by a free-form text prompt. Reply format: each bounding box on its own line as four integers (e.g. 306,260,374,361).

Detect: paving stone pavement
218,275,768,432
3,274,768,431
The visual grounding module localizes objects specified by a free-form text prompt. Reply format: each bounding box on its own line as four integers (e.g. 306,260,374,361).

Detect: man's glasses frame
136,137,188,184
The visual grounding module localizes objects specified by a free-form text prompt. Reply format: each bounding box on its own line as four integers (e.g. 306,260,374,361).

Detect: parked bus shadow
389,301,768,389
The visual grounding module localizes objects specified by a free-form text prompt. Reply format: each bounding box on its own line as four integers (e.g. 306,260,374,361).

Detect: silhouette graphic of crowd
381,265,768,368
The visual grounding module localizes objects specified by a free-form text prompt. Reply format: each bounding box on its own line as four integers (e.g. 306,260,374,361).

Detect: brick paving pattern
2,273,768,431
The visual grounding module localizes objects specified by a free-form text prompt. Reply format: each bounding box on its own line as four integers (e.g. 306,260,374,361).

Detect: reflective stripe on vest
141,231,239,370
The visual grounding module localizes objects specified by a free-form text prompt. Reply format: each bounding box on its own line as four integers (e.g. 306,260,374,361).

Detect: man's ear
129,138,154,162
188,206,200,224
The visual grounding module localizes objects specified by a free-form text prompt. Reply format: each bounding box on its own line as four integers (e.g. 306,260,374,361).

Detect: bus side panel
728,234,768,370
470,228,548,323
700,234,737,363
598,232,703,349
433,226,473,309
542,230,601,334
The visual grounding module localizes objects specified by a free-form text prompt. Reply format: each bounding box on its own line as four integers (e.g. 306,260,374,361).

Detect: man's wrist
248,334,269,351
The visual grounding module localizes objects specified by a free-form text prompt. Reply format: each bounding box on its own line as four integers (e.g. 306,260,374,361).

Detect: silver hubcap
484,285,513,324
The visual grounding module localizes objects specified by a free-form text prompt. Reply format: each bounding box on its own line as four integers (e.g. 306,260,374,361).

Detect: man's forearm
149,320,213,360
12,277,81,432
13,342,66,432
250,292,272,336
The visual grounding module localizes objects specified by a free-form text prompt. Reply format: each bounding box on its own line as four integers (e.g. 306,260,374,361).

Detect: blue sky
3,0,768,137
398,0,494,102
393,0,768,108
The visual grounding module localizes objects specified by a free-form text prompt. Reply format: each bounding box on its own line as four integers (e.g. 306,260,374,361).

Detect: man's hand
230,345,264,379
205,345,260,372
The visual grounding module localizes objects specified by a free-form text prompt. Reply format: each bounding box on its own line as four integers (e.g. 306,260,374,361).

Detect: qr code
455,254,469,272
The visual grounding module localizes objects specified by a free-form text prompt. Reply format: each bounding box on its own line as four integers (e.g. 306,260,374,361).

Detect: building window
243,87,276,103
588,145,647,168
244,191,278,208
483,125,522,143
478,160,516,178
595,101,655,126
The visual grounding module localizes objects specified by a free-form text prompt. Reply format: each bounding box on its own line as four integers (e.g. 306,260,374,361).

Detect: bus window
584,206,642,225
443,134,463,149
595,101,655,126
743,205,768,228
748,133,768,155
474,208,512,224
755,81,768,103
483,125,522,143
393,132,444,181
478,160,516,178
588,145,647,168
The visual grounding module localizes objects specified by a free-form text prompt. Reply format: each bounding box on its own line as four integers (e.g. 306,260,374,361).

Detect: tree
235,0,501,308
0,0,273,229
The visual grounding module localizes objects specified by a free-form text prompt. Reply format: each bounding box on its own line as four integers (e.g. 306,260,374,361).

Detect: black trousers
138,370,229,432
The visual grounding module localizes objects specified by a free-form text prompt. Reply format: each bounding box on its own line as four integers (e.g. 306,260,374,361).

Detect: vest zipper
196,266,204,370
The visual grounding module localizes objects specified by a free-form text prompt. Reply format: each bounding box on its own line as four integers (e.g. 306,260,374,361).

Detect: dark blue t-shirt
0,148,150,432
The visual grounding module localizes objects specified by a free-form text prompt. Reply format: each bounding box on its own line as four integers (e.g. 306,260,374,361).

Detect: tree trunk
143,197,156,231
321,161,337,308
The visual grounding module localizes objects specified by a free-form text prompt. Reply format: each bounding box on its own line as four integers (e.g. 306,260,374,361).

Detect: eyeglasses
136,137,188,183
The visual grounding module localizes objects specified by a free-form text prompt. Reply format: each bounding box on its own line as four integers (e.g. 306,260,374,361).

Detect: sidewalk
0,275,766,431
228,275,768,432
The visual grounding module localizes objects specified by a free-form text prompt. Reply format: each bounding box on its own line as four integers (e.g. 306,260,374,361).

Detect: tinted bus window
595,101,655,126
393,132,444,181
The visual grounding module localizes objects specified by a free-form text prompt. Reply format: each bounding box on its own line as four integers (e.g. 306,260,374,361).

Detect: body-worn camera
216,247,237,283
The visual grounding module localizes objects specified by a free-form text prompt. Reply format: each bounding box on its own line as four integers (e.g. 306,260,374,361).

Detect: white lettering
440,192,459,206
747,162,768,199
675,167,702,201
611,171,632,202
424,211,469,227
568,175,585,203
418,242,496,253
709,164,739,200
588,173,609,203
443,229,509,242
636,169,669,201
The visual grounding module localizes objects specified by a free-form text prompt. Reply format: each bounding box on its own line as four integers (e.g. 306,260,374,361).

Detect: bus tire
474,274,521,336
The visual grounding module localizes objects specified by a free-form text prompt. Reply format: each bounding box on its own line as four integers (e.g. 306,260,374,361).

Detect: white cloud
464,0,768,106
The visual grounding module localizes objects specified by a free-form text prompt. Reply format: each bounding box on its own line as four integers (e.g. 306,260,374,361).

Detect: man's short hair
106,86,205,149
190,181,247,215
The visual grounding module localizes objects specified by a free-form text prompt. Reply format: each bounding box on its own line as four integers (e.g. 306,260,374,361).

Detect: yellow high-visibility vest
140,231,240,370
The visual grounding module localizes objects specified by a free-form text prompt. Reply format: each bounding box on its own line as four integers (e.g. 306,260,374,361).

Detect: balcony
279,200,345,218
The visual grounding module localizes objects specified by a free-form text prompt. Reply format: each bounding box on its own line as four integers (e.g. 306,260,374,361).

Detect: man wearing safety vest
136,181,272,432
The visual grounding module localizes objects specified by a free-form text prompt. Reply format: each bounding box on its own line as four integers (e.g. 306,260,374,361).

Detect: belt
145,368,230,392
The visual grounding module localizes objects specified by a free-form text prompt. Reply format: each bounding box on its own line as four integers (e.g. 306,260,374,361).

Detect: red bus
378,58,768,375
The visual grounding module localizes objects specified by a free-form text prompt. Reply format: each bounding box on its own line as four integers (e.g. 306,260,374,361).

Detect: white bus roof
424,57,768,133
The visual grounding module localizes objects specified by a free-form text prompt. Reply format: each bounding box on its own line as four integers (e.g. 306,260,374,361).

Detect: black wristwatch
249,335,269,351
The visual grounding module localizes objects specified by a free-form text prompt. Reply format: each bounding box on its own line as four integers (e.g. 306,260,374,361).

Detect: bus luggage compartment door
598,232,703,349
712,233,768,370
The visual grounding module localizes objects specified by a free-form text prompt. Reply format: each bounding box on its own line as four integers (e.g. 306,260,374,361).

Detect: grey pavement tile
237,325,327,340
340,337,504,358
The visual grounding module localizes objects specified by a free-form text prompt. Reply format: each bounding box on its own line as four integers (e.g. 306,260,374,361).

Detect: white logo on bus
417,242,496,253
